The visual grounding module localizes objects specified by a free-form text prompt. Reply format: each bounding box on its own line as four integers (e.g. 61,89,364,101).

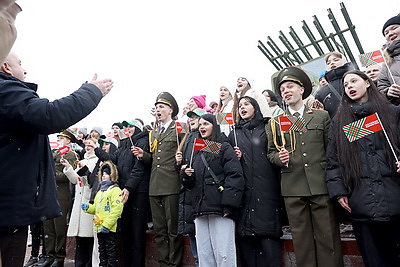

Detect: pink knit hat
191,95,206,109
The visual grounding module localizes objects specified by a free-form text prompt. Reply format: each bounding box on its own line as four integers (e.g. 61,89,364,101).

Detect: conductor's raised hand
90,73,113,97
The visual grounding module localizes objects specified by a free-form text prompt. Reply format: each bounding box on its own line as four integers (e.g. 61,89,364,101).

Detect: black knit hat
382,14,400,36
112,122,123,129
102,166,111,175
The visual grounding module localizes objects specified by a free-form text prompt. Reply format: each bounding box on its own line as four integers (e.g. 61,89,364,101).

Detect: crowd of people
1,1,400,266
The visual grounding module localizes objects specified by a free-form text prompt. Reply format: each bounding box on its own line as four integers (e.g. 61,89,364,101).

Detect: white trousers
194,214,237,267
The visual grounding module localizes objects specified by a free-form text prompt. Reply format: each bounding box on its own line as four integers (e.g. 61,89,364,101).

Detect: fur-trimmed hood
98,160,119,183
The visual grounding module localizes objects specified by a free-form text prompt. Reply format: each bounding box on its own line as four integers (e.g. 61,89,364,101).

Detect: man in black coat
0,51,113,266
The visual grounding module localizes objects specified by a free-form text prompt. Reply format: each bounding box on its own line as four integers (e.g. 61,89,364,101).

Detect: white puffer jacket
64,152,98,237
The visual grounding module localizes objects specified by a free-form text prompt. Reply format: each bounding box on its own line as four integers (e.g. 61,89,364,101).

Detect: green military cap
155,92,179,117
275,66,312,99
57,128,78,143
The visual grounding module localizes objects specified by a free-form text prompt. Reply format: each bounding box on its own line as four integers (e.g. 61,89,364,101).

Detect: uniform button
157,157,160,160
303,153,306,157
159,142,161,145
251,209,254,212
304,163,308,167
299,132,303,135
301,142,305,145
157,165,160,168
158,150,161,152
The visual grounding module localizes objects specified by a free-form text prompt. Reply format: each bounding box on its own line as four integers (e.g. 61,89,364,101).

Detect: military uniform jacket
267,106,330,196
143,122,184,196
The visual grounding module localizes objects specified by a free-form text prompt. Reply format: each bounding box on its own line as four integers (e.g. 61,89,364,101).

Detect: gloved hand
81,203,89,211
99,226,110,233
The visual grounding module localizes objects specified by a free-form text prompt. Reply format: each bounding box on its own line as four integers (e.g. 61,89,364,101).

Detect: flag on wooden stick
342,113,383,142
193,138,222,154
216,112,234,125
58,146,70,156
279,116,307,132
358,50,384,67
175,122,189,133
342,112,398,163
278,116,293,131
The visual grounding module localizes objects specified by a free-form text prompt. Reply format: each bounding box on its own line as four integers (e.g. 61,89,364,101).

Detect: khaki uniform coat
143,122,184,196
267,106,330,196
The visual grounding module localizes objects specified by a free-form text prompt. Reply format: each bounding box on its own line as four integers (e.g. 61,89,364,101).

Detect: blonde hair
232,77,251,123
324,51,344,63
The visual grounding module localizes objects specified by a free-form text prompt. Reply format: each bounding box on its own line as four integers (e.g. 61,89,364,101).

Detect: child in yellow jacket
82,161,123,266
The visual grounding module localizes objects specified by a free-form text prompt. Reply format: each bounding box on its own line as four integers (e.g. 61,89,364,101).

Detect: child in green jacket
82,161,123,266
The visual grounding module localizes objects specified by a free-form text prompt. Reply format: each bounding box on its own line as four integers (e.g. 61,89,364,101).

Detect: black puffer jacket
177,130,199,235
326,102,400,222
0,72,103,232
229,96,283,238
315,62,353,118
95,130,150,193
182,141,244,221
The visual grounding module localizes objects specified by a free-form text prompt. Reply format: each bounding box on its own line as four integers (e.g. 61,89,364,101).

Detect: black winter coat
177,131,199,235
0,72,103,232
315,62,353,118
182,142,244,221
326,103,400,222
95,130,150,193
229,120,283,238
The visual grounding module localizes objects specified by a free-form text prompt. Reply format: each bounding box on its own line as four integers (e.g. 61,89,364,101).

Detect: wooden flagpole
375,113,399,163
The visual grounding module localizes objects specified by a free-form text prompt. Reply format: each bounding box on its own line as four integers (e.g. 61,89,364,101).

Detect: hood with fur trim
98,160,119,183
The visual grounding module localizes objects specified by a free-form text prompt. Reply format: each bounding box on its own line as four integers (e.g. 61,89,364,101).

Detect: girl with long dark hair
326,70,400,267
229,96,283,267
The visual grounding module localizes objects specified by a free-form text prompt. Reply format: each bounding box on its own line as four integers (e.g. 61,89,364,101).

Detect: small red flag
193,138,222,154
58,146,70,155
124,128,131,137
50,142,59,149
343,113,383,142
175,122,189,133
278,116,293,131
216,112,234,125
359,50,384,67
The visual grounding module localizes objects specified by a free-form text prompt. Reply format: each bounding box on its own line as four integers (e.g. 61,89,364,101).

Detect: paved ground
24,235,74,267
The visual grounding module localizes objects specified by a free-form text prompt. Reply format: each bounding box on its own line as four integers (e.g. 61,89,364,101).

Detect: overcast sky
11,0,397,135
